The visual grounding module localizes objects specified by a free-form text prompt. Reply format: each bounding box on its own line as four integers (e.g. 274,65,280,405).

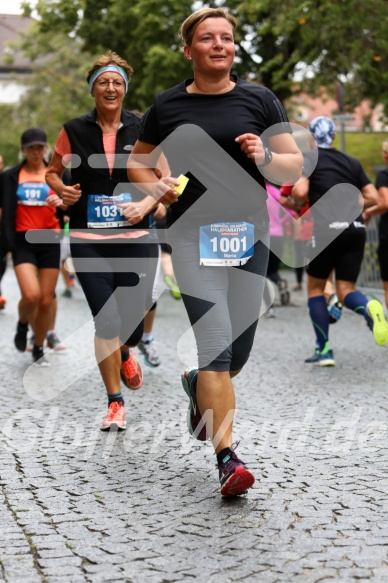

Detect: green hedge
332,131,388,179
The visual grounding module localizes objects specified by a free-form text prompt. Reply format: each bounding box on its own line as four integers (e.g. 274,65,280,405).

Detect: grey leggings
168,231,269,371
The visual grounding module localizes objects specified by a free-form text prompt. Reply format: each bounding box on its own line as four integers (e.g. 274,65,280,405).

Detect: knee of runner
121,330,143,347
230,348,250,372
94,313,122,340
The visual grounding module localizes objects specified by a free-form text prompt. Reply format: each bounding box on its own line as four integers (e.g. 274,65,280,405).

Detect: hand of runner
151,176,180,206
47,194,64,208
61,183,82,206
118,198,155,225
153,203,167,220
235,133,265,163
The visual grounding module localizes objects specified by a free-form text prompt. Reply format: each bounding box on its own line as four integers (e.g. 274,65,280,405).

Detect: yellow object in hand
164,174,189,207
173,174,189,195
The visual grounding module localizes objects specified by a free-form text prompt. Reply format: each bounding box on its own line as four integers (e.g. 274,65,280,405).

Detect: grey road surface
0,266,387,583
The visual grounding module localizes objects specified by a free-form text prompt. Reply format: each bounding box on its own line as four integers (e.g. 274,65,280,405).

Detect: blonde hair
382,140,388,153
179,8,237,48
86,50,133,84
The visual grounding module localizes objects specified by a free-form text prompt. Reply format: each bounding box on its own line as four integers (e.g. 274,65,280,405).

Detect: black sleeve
354,160,371,190
0,172,3,209
62,168,72,186
138,105,160,145
240,81,292,136
262,89,292,137
376,169,388,189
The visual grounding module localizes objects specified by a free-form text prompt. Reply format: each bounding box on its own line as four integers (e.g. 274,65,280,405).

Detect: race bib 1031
87,193,132,228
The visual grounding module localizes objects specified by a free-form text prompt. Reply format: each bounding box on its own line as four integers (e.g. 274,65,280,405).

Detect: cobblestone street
0,266,387,583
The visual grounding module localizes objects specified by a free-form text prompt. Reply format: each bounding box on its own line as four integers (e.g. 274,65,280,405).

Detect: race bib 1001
16,182,50,206
199,222,254,266
87,193,132,228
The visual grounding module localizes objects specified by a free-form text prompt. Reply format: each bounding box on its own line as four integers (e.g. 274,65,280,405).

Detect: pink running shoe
120,352,143,390
100,402,126,432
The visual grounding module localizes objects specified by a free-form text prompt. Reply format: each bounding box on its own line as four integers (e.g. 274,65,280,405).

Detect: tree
21,0,388,116
0,20,93,165
28,0,194,112
215,0,388,113
18,29,93,132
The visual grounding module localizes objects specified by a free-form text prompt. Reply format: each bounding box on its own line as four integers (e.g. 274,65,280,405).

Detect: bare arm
46,193,68,212
280,194,300,212
363,185,388,218
360,183,379,210
46,152,82,206
291,175,310,209
156,152,171,180
127,141,180,206
235,132,303,185
118,142,183,225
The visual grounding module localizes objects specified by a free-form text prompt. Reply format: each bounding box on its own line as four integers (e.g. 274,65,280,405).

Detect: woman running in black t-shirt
127,8,302,497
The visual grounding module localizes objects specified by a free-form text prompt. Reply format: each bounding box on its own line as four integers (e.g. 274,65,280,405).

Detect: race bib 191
16,182,50,206
199,222,254,266
87,193,132,228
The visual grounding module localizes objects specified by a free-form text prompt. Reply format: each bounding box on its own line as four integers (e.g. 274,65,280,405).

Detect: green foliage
0,23,93,166
25,0,388,114
1,0,387,166
291,0,388,114
0,104,23,167
217,0,388,110
32,0,193,111
333,132,388,180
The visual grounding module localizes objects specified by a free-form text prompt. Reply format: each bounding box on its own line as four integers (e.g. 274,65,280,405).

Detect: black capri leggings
167,230,269,372
70,237,159,346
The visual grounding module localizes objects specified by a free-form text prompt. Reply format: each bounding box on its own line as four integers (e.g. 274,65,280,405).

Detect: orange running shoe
100,401,126,432
0,296,6,310
120,352,143,390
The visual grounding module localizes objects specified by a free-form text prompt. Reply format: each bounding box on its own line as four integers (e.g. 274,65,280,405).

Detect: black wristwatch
258,146,273,168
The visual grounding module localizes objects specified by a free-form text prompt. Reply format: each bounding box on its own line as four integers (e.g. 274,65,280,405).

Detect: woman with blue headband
46,50,163,432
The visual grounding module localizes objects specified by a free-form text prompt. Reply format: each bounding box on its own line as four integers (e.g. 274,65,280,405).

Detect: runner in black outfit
292,116,388,366
46,51,163,432
127,8,303,497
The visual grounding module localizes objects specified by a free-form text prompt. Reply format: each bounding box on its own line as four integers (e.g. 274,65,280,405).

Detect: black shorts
70,237,159,344
378,238,388,282
12,231,61,269
306,228,366,282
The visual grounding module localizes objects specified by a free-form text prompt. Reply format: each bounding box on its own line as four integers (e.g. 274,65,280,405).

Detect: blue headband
88,65,129,94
